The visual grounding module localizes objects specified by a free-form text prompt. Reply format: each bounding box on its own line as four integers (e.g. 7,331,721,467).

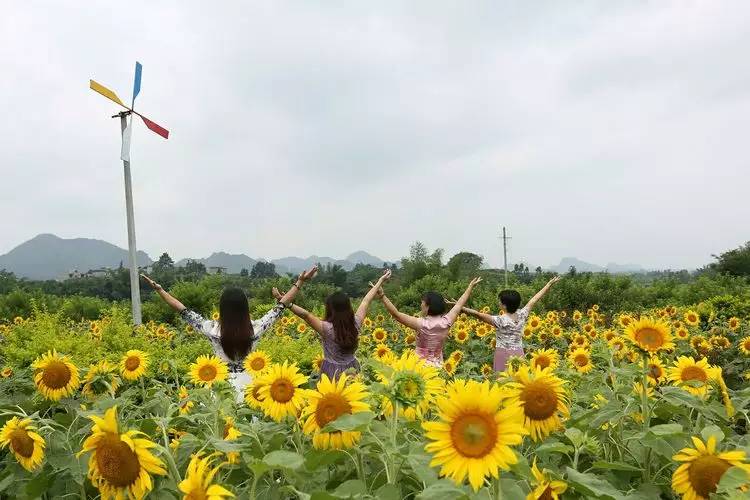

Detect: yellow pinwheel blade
89,80,127,108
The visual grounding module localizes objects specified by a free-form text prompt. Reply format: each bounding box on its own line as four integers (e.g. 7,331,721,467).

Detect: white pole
119,112,142,325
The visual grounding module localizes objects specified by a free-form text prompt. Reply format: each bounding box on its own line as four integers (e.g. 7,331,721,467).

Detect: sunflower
120,350,148,381
668,356,720,397
32,350,80,401
623,316,673,354
256,362,309,421
223,416,241,441
371,327,387,343
0,417,46,471
296,323,308,334
244,380,266,410
82,361,121,398
178,452,234,500
312,354,324,372
454,329,469,344
373,343,393,361
481,364,494,378
568,348,594,374
527,458,567,500
301,374,370,449
391,332,400,342
530,349,559,371
710,335,731,350
690,335,707,351
423,379,527,491
506,366,569,441
571,334,590,349
728,317,741,332
608,336,626,353
676,327,690,341
376,313,385,323
244,351,271,375
450,350,464,363
178,385,189,399
189,355,228,387
78,406,166,499
211,311,220,321
179,400,195,415
633,381,655,399
443,360,457,376
380,352,444,421
684,310,700,326
739,337,750,356
572,311,583,322
528,316,542,331
647,357,667,385
1,367,13,378
549,325,562,338
363,317,373,329
603,330,617,343
523,327,533,340
583,323,594,334
672,436,750,499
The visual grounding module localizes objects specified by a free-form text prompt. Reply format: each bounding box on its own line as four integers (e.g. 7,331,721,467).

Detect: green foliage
711,241,750,277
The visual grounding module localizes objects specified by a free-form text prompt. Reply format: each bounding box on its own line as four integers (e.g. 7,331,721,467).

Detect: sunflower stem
161,424,182,482
640,353,652,482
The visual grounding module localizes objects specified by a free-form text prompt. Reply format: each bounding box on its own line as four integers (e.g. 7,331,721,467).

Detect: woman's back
415,315,452,367
319,318,360,379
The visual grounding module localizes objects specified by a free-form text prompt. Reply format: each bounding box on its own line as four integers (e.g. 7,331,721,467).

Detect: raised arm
272,287,325,335
380,293,422,331
356,269,391,323
449,300,495,326
141,274,186,311
278,266,318,307
524,276,561,311
445,277,482,324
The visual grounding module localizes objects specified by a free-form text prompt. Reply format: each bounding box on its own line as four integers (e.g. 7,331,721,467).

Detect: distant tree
317,263,347,288
513,263,532,284
239,268,249,277
568,266,577,277
344,264,382,296
153,252,175,271
180,260,207,281
446,252,484,280
711,242,750,277
250,262,277,279
401,242,430,284
535,266,543,275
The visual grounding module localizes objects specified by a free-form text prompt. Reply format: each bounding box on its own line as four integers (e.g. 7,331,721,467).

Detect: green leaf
534,441,574,455
407,453,439,486
321,411,375,433
565,468,625,500
415,480,470,500
26,473,52,498
648,423,683,436
333,479,367,498
591,461,642,472
263,450,304,470
565,427,584,447
375,484,401,500
0,472,14,492
500,478,527,500
717,466,750,494
701,424,725,444
305,449,347,470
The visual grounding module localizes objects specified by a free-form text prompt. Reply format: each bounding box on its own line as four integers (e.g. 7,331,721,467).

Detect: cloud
1,1,748,271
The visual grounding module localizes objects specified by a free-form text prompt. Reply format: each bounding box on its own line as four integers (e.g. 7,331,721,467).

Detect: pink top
415,315,453,367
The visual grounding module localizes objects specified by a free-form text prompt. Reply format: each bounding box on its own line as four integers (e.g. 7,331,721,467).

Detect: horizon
3,3,750,270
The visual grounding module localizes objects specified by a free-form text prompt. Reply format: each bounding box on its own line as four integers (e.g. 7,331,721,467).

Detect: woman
273,269,392,379
458,276,561,371
377,277,482,368
141,266,317,395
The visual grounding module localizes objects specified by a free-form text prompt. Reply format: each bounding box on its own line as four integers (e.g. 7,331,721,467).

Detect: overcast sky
2,1,749,270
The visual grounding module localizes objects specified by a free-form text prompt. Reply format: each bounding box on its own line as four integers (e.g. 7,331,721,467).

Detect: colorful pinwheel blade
89,80,127,108
139,114,169,139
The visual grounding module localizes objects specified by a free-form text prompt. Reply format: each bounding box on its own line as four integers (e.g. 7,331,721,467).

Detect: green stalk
640,353,652,482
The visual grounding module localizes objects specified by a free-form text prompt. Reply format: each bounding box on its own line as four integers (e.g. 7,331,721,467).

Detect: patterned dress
180,303,285,397
492,306,529,372
319,318,362,380
415,316,453,368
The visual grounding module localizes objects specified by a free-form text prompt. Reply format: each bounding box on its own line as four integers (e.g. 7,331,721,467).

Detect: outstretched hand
380,269,392,282
271,287,284,301
140,273,162,290
445,298,458,305
368,281,385,298
469,277,483,287
298,265,319,283
548,275,562,286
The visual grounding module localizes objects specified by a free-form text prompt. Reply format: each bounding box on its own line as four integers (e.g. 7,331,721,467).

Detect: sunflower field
2,301,750,499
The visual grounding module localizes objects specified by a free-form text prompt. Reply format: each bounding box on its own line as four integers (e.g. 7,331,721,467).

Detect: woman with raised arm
377,277,482,368
457,276,561,372
273,269,392,380
141,266,318,395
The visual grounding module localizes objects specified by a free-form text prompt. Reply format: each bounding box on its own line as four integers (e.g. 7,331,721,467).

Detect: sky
2,1,749,271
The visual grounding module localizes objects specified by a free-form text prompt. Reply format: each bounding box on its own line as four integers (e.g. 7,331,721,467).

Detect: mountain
346,251,385,267
175,252,257,274
549,257,644,274
272,256,353,274
0,234,152,280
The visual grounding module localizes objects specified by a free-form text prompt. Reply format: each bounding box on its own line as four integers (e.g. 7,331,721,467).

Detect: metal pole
119,112,142,325
503,226,508,287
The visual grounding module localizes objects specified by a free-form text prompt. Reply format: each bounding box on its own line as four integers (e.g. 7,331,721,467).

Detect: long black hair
324,291,359,351
218,287,255,361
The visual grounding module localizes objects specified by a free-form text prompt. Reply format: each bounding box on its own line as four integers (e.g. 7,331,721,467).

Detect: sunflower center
521,380,558,420
95,434,141,487
186,491,209,500
535,355,551,369
574,354,589,367
315,393,352,428
124,356,141,371
9,429,34,458
270,379,295,403
635,328,663,348
688,455,731,498
682,366,707,383
450,412,497,458
250,358,266,371
649,365,663,379
198,364,218,381
41,360,72,389
538,486,554,500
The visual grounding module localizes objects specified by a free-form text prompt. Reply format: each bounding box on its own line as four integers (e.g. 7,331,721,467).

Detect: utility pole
502,226,511,287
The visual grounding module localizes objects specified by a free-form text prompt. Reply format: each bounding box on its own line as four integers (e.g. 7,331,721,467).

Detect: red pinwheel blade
139,114,169,139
